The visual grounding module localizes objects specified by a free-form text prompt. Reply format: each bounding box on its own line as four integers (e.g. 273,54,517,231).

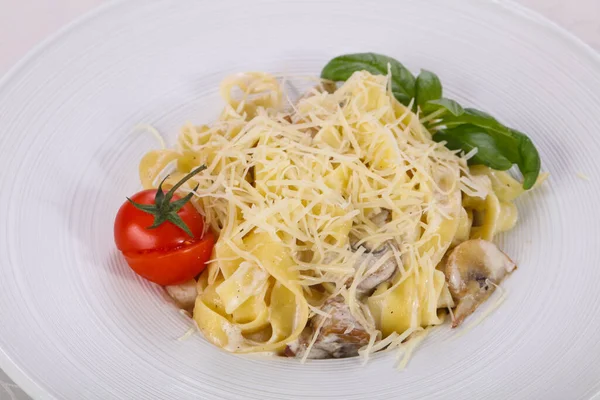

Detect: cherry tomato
114,166,215,285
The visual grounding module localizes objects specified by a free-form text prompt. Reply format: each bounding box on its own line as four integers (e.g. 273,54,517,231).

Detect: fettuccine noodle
139,71,537,359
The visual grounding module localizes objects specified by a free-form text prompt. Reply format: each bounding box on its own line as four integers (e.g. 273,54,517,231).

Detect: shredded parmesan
177,311,200,342
300,314,330,364
576,171,591,181
133,124,167,149
139,70,533,363
453,281,508,340
395,328,428,370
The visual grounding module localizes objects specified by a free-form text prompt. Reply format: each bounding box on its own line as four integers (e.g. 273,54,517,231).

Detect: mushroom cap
445,239,516,299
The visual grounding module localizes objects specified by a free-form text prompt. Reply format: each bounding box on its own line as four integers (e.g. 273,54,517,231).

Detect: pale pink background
0,0,598,398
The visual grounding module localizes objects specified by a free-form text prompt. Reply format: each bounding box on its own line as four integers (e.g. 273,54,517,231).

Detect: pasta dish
114,53,544,362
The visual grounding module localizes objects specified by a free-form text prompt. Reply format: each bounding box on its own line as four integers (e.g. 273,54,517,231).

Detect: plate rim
1,1,599,398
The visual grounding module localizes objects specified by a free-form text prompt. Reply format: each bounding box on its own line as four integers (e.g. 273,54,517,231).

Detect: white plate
1,0,600,399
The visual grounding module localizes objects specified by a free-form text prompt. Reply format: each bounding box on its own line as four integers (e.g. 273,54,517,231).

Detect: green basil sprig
321,52,541,189
319,53,415,106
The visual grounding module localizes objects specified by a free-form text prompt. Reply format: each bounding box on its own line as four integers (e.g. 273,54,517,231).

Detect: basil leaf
463,107,494,119
321,53,541,190
438,108,541,189
511,129,541,190
415,70,442,108
434,125,513,170
423,98,464,117
448,109,521,161
442,108,508,132
321,53,415,106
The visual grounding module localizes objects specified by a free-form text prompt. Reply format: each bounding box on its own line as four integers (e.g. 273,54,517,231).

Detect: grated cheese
139,69,533,363
453,280,508,340
133,124,167,149
300,311,331,364
576,171,591,181
395,328,428,370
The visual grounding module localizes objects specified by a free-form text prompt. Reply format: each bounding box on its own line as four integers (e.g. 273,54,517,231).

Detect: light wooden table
0,0,598,398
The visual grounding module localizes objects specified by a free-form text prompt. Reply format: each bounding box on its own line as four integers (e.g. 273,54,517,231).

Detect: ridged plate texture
0,0,599,399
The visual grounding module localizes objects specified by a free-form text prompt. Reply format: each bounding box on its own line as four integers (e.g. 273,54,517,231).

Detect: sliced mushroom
350,209,391,252
443,239,516,327
165,279,198,312
284,296,370,359
369,209,390,228
352,243,398,294
345,209,398,294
